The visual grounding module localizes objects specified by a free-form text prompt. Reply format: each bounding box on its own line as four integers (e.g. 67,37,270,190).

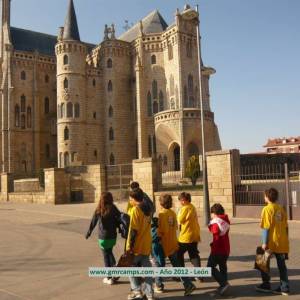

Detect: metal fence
106,164,133,201
156,154,203,191
234,163,300,220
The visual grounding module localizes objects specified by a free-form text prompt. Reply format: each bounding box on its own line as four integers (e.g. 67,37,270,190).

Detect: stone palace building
0,0,221,178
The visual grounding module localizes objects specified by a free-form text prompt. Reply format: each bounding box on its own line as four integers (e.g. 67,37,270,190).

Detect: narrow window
92,79,96,87
21,71,26,80
74,103,80,118
159,91,164,112
93,112,97,119
109,153,115,165
108,80,113,92
21,95,26,112
94,150,98,158
108,105,113,118
153,101,158,114
64,152,70,167
44,97,50,114
27,107,32,128
148,135,152,157
152,80,158,99
21,115,26,129
64,126,69,140
153,135,157,155
147,92,152,117
107,58,112,68
63,55,68,65
188,75,194,94
67,102,73,118
186,39,193,58
64,78,68,89
151,55,156,65
168,44,173,60
15,105,20,127
109,127,114,141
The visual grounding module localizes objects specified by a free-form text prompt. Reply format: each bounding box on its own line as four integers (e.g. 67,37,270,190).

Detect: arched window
74,103,80,118
108,80,113,92
21,71,26,80
59,153,63,167
15,105,20,127
107,58,112,68
64,126,69,140
21,114,25,129
153,101,158,114
186,39,193,58
110,153,115,165
64,152,70,167
61,103,65,118
71,152,77,162
148,135,152,157
168,44,173,60
93,112,97,119
151,55,156,65
44,97,50,114
109,127,114,141
45,75,49,83
63,55,68,65
184,86,188,107
94,150,98,158
108,105,113,118
159,91,164,112
21,95,26,112
152,80,158,99
64,78,68,89
147,92,152,117
92,79,96,87
67,102,73,118
27,107,32,128
188,75,194,94
46,144,50,159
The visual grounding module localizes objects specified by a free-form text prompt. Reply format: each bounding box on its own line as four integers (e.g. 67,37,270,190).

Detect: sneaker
127,291,143,300
255,283,271,293
184,283,196,296
154,284,164,293
102,277,114,285
146,295,156,300
218,283,230,295
273,287,290,296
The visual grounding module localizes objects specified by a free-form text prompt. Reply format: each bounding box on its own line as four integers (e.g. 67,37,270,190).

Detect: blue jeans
100,248,116,279
260,253,289,292
129,255,154,297
207,254,228,287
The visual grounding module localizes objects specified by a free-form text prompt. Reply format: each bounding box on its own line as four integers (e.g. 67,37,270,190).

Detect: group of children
86,183,290,299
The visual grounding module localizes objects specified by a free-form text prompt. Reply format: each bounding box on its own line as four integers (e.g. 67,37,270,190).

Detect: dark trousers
177,242,201,267
207,254,228,287
101,248,116,278
260,253,289,292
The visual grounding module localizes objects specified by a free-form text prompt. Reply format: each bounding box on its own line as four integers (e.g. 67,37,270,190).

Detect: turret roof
63,0,80,41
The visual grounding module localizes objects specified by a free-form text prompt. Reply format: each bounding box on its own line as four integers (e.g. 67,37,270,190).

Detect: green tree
185,155,201,186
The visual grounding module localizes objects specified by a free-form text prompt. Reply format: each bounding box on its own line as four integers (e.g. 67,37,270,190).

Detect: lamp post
181,5,210,225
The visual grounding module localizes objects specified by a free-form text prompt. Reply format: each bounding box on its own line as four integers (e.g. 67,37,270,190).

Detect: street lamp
181,5,210,225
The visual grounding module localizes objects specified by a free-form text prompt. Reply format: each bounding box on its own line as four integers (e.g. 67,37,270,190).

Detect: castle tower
55,0,88,167
0,0,11,58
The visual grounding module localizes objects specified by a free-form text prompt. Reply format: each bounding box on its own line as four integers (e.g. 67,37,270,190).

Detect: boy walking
126,188,155,300
177,193,201,274
256,188,290,296
207,203,230,295
158,194,196,296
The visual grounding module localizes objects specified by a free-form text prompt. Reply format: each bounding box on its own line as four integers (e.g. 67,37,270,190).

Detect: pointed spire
63,0,80,41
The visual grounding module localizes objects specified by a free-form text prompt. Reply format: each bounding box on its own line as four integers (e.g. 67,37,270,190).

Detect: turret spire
63,0,80,41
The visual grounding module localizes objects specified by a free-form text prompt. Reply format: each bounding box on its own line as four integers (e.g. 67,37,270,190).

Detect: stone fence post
0,173,13,202
206,149,240,217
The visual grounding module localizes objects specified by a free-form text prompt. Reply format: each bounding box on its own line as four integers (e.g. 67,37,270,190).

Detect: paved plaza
0,202,299,300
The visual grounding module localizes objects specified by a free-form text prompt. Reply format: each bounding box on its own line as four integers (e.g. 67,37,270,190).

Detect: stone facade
0,0,221,180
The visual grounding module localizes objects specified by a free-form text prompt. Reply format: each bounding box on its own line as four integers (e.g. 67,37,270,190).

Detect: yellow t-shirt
261,202,289,253
127,200,134,218
158,208,179,257
177,203,200,243
126,205,152,255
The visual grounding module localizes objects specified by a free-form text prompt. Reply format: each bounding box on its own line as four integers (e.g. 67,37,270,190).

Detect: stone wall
206,149,240,217
14,178,43,192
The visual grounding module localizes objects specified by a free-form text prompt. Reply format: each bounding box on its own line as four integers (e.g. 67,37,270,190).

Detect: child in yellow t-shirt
157,194,196,296
255,188,289,296
177,192,201,278
126,188,154,300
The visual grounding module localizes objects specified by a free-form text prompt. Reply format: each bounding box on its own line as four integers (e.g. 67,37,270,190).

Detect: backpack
118,212,130,239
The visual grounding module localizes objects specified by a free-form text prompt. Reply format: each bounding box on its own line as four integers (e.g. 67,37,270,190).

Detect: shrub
185,155,201,186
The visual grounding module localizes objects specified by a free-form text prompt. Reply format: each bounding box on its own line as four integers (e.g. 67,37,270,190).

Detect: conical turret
63,0,80,41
